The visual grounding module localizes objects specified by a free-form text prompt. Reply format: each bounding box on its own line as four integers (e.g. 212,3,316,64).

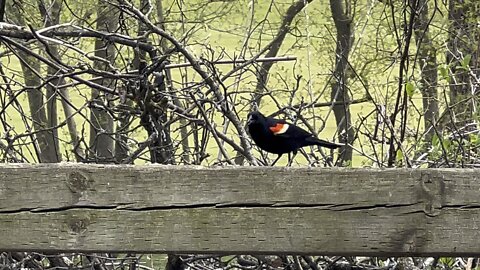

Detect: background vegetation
0,0,479,269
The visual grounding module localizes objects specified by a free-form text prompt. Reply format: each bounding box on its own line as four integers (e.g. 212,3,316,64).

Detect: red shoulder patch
269,123,289,135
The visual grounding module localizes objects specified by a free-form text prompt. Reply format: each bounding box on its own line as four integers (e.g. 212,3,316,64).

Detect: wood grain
1,163,480,255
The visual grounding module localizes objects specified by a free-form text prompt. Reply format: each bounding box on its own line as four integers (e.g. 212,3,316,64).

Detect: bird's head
247,111,265,126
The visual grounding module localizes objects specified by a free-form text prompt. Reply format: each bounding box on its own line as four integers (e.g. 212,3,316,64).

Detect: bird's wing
268,121,290,135
268,120,311,139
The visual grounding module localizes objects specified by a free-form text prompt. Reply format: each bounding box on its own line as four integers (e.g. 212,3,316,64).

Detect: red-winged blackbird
247,111,342,165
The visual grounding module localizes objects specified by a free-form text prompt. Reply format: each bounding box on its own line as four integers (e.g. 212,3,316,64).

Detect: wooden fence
0,163,479,256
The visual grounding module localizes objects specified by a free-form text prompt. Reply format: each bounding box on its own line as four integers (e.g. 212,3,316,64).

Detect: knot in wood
66,171,93,194
66,214,91,234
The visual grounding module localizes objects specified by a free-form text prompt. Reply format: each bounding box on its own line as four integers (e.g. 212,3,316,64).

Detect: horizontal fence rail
0,164,480,256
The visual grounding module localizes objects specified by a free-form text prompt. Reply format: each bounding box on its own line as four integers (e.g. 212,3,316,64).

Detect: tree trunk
59,86,85,161
10,1,60,163
157,0,187,163
411,0,439,143
329,0,354,165
40,0,84,161
40,0,65,162
253,0,314,107
446,0,480,129
130,0,175,165
19,54,60,163
0,0,5,22
114,1,149,163
89,0,118,163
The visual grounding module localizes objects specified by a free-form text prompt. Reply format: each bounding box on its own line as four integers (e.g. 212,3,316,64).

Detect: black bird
247,111,342,165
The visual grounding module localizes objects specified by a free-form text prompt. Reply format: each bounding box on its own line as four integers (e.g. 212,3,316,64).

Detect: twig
164,56,296,69
269,97,371,118
189,93,234,165
121,133,157,164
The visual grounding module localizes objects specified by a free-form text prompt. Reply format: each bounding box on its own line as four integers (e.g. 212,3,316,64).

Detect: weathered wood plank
2,207,480,255
1,164,480,255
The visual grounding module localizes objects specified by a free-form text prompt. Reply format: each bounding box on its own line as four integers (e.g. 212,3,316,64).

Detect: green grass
1,0,453,166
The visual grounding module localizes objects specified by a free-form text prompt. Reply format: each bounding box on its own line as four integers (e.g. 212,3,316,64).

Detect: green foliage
460,54,472,70
469,133,480,146
438,257,455,268
431,133,439,147
405,81,415,98
2,0,478,167
395,148,403,164
428,130,480,164
439,65,451,83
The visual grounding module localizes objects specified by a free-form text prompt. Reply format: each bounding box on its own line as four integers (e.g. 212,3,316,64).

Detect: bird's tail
307,137,343,149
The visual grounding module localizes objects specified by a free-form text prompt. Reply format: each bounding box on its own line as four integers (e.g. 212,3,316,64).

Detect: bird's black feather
247,111,342,155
